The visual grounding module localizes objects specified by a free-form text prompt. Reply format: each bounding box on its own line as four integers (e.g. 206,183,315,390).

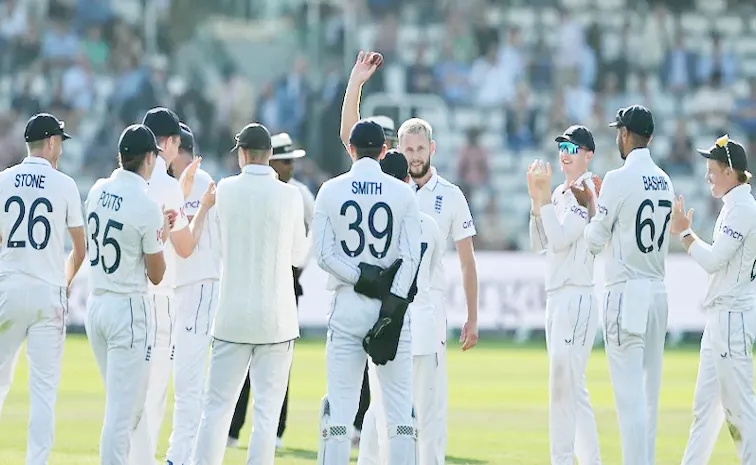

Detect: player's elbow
145,253,166,285
699,257,725,275
171,229,195,258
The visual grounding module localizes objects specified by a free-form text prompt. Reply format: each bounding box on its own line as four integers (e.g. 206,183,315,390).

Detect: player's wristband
679,228,693,240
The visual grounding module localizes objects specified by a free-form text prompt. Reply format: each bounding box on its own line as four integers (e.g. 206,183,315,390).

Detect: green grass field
0,335,750,464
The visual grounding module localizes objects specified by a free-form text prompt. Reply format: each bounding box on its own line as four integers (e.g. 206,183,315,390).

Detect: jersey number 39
635,199,672,253
88,212,123,274
340,201,393,259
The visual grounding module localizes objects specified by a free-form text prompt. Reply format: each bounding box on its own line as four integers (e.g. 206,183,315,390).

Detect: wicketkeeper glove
362,292,410,365
354,259,402,300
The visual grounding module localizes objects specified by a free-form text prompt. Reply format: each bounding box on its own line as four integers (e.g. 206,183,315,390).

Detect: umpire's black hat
609,105,655,138
25,113,71,142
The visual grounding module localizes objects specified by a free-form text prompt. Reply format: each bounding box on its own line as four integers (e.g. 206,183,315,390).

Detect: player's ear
430,139,436,156
379,144,388,160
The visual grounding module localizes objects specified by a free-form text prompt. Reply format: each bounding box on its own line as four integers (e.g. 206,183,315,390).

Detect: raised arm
340,52,382,149
583,172,623,255
311,189,360,284
390,197,422,299
529,213,548,253
538,188,592,253
143,205,167,285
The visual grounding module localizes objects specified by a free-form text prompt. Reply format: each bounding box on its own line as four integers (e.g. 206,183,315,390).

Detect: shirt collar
242,164,277,177
21,156,51,167
113,168,149,190
722,184,752,205
624,147,651,165
350,157,382,173
154,155,168,174
411,166,440,192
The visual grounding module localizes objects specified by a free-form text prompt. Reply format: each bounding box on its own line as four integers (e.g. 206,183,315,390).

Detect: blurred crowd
1,0,756,251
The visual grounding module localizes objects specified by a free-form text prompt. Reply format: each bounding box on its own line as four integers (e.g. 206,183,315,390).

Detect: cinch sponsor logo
185,200,200,209
597,204,608,215
570,205,588,219
463,219,474,229
722,225,743,241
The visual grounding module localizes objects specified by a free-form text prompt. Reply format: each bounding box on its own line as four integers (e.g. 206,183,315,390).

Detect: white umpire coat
212,164,311,344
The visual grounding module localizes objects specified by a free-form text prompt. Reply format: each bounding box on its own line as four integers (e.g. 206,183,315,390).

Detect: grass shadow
447,456,488,464
276,448,486,464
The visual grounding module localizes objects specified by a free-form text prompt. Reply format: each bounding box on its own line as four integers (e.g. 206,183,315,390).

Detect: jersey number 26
4,196,52,250
340,201,393,259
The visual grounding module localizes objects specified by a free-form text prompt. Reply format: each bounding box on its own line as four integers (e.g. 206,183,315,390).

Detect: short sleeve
169,182,189,231
142,204,164,255
65,178,84,228
451,188,476,242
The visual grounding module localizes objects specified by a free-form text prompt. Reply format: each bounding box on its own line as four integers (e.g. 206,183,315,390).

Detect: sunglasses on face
559,141,580,155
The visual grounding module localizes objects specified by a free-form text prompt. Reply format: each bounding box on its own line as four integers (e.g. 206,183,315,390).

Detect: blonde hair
398,118,433,143
26,141,45,153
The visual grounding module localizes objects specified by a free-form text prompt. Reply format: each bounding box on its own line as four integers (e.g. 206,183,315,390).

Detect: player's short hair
241,147,270,162
714,160,753,184
25,140,45,152
398,118,433,143
355,147,383,159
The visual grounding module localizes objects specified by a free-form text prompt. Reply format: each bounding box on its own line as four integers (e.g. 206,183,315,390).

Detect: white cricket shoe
226,437,240,448
276,437,283,449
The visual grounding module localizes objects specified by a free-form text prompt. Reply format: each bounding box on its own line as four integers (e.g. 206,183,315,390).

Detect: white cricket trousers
545,287,601,465
191,338,294,465
166,280,219,465
357,353,436,465
603,282,668,465
0,275,66,465
681,309,756,465
129,292,175,465
86,292,153,465
430,290,448,465
320,324,416,465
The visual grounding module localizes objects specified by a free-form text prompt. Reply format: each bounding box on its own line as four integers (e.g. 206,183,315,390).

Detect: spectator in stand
277,56,310,141
41,17,80,69
435,41,471,107
563,69,594,123
406,43,437,94
690,70,734,135
659,119,694,177
661,31,697,93
697,33,737,87
61,53,96,116
457,127,490,202
497,27,525,86
469,43,515,108
444,8,477,64
529,35,553,92
506,84,537,154
256,80,282,135
636,4,671,73
80,25,109,73
732,78,756,145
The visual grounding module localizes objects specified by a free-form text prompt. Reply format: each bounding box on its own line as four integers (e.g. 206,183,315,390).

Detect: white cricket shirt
584,148,675,287
0,157,84,287
312,157,422,299
529,171,597,293
411,167,476,293
174,167,221,286
146,155,189,295
85,169,164,295
289,177,315,233
688,184,756,313
213,164,310,344
411,212,444,355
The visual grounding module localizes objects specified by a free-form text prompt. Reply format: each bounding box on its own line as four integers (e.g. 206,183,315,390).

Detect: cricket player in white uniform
0,113,86,465
357,150,444,465
314,120,422,465
227,131,315,450
398,118,480,462
571,105,674,465
527,126,602,465
672,136,756,464
191,123,310,465
130,107,197,465
85,124,172,465
166,122,220,465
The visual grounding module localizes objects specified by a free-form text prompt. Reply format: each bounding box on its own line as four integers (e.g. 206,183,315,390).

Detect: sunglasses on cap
716,134,732,169
558,141,580,155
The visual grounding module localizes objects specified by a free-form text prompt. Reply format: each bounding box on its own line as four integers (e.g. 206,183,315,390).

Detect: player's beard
409,159,431,179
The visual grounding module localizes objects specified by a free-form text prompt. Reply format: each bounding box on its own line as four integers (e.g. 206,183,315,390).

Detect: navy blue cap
142,107,181,138
609,105,655,137
179,122,194,154
349,120,386,149
555,125,595,152
232,123,272,152
380,150,409,180
24,113,71,142
697,135,749,172
119,124,162,157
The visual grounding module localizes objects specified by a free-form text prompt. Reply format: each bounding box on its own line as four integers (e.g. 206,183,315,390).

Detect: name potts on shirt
98,191,123,211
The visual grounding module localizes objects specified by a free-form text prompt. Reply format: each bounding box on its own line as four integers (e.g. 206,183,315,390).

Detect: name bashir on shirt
351,181,382,195
642,175,669,191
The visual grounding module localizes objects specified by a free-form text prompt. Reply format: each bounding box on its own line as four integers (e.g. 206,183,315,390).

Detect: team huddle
0,48,755,465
